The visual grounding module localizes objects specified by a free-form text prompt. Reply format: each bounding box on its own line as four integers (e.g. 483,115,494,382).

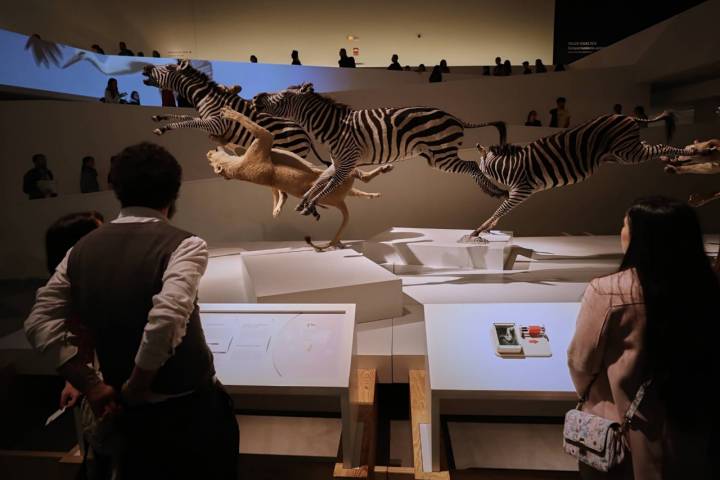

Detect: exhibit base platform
235,247,403,324
363,227,513,271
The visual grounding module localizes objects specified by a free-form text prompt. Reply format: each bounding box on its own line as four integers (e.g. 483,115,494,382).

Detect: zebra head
252,83,315,118
142,60,209,104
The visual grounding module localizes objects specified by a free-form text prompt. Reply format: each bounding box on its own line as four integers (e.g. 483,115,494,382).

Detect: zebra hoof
151,115,163,122
152,128,164,136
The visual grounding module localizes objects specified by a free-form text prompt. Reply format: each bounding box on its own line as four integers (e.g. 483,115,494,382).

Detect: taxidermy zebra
142,60,329,165
252,83,507,220
472,112,693,235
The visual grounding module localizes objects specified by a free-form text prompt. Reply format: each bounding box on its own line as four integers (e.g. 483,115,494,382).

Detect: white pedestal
238,248,403,324
364,227,513,270
199,303,362,468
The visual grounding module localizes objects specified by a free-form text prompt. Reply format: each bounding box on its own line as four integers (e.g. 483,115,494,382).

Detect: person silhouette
428,65,442,83
291,50,301,65
338,48,356,68
387,54,402,71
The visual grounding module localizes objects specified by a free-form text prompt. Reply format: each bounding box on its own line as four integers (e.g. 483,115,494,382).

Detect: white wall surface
0,0,555,67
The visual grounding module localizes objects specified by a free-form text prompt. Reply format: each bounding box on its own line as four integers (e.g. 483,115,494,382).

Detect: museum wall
0,0,554,67
571,0,720,83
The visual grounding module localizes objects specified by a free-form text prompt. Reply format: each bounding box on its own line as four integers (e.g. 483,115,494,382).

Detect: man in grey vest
25,142,238,479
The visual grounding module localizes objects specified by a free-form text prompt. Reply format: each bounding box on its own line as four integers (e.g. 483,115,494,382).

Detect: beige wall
0,0,555,67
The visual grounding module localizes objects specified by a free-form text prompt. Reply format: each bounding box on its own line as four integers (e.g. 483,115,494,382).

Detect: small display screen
494,324,519,346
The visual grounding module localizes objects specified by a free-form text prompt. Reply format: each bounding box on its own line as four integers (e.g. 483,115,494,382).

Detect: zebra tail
635,111,676,143
462,120,507,145
309,143,332,167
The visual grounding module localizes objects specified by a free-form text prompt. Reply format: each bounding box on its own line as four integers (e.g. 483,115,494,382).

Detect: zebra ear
300,83,314,93
178,59,190,69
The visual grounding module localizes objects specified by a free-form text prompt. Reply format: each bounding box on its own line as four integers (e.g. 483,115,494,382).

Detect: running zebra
252,83,506,218
141,60,329,165
471,113,692,235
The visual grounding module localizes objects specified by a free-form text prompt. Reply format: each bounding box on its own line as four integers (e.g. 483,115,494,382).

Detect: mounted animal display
142,61,329,166
206,107,393,251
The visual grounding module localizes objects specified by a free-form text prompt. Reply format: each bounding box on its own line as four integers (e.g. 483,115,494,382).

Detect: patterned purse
563,379,651,472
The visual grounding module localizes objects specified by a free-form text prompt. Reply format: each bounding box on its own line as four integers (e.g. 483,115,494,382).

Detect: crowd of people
21,142,717,478
87,41,560,83
522,99,650,128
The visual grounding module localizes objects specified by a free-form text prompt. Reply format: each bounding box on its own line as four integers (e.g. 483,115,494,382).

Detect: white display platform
364,227,513,270
236,248,403,323
421,303,580,472
199,303,362,468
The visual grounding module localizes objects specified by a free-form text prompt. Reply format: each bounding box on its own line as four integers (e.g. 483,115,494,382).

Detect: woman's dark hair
526,110,537,122
109,142,182,209
619,196,719,424
82,156,94,167
45,211,104,273
106,78,118,95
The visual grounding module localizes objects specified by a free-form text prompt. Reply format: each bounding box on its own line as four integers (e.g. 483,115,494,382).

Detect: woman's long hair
620,197,719,424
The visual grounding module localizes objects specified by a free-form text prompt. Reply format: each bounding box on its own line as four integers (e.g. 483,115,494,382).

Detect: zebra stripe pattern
253,83,505,217
141,61,327,164
473,113,691,234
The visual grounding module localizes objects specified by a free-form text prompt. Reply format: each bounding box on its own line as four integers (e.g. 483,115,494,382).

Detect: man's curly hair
109,142,182,209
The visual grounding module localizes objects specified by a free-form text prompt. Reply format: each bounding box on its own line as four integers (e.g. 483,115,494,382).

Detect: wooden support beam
335,368,378,478
409,370,449,480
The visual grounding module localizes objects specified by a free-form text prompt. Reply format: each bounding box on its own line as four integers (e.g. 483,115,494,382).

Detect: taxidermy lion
207,106,393,251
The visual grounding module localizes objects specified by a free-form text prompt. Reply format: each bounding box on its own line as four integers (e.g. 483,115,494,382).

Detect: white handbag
563,379,651,472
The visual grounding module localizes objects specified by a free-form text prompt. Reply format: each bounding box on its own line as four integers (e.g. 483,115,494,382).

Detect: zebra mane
490,144,524,156
180,64,232,96
287,85,350,110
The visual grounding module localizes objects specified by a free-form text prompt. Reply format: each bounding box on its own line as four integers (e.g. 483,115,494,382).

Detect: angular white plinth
364,227,513,270
238,248,403,323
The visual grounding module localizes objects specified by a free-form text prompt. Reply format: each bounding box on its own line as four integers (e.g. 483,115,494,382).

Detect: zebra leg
615,141,692,165
471,187,533,236
440,159,507,198
428,147,507,198
352,164,394,183
297,165,336,217
152,114,195,122
304,164,355,216
153,117,226,136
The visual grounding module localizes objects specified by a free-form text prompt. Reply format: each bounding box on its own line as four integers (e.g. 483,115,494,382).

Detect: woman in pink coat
568,197,718,479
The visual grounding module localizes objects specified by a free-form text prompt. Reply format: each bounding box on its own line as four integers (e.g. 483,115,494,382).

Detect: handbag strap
621,379,652,429
576,375,598,409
